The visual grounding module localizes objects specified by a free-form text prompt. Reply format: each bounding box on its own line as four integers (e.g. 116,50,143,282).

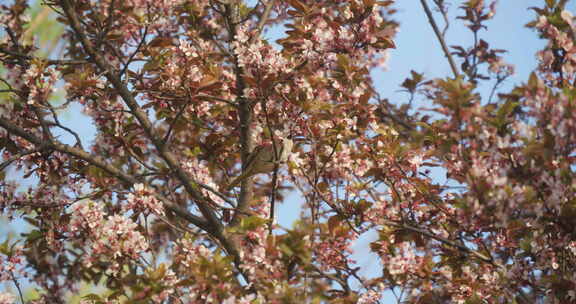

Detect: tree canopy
1,0,576,303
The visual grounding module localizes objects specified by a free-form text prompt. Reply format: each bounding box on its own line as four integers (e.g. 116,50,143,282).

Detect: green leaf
149,263,167,281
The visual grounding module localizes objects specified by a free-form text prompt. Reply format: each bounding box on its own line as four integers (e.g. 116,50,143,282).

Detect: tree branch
0,116,210,232
0,46,88,66
251,0,276,44
219,1,256,226
58,0,222,232
0,147,43,172
420,0,459,78
382,219,496,264
57,0,248,285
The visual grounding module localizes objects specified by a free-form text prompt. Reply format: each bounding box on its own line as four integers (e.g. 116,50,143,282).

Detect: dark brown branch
432,0,450,37
119,25,149,78
420,0,459,78
162,98,191,145
260,99,279,235
220,2,255,227
0,89,20,93
382,219,495,264
196,182,236,207
0,46,87,66
195,93,237,106
47,106,84,149
58,0,221,230
0,116,210,232
58,0,248,284
10,271,25,304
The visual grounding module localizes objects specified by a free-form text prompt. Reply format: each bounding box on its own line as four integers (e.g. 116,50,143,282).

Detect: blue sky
379,1,549,99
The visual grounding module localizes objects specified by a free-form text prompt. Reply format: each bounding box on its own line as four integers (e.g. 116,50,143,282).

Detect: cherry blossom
0,0,574,303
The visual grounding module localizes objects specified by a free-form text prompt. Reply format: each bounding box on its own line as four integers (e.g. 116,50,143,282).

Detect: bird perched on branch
226,137,293,190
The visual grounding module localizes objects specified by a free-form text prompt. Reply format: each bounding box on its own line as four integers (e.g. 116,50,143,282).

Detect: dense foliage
0,0,575,303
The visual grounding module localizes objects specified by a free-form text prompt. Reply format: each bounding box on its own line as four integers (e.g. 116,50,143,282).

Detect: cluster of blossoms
0,245,24,304
233,24,294,80
535,10,576,83
0,181,19,218
0,292,14,304
315,230,357,272
5,63,59,105
221,294,258,304
69,201,149,276
5,0,576,302
225,201,288,283
238,226,284,280
357,284,386,304
172,238,212,270
0,245,25,282
182,159,225,206
381,241,422,279
161,38,207,90
124,183,165,216
170,238,240,303
149,268,179,303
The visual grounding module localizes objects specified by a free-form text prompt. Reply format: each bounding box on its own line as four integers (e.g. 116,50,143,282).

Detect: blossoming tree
0,0,575,303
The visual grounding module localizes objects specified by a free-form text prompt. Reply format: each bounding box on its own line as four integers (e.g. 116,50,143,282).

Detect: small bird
226,137,293,190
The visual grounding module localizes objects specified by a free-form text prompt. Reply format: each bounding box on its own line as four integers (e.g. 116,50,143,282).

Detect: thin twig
382,219,495,264
47,106,84,149
119,25,149,78
0,46,87,66
195,93,237,106
487,74,507,104
196,182,236,208
432,0,450,37
162,99,190,145
420,0,459,78
0,115,210,231
0,148,43,171
260,98,279,235
10,272,25,304
251,0,276,43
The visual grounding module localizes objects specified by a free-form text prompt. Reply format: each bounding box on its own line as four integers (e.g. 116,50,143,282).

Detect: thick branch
222,0,282,227
0,116,210,231
57,0,246,282
0,46,88,66
222,1,255,226
58,0,222,232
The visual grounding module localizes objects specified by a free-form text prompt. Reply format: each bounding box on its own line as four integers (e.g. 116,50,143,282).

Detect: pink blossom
0,292,15,304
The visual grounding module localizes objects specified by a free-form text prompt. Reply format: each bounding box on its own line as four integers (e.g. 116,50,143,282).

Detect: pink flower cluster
182,159,225,206
535,10,576,84
0,292,14,304
233,25,294,81
69,200,149,276
315,231,357,272
125,183,165,216
0,245,25,282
